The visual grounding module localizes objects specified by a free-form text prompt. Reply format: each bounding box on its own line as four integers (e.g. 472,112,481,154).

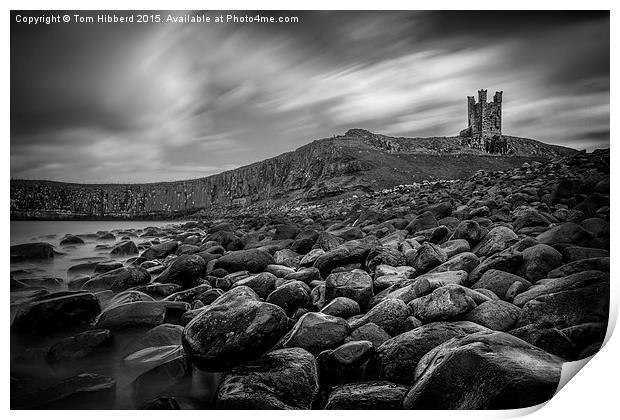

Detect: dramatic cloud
11,10,609,183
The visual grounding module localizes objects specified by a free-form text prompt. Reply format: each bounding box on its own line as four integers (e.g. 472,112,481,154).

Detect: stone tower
460,90,508,154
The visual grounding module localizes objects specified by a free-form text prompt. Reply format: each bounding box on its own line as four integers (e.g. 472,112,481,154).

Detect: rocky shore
10,148,609,409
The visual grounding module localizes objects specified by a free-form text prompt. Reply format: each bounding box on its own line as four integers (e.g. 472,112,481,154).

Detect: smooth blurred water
10,220,176,281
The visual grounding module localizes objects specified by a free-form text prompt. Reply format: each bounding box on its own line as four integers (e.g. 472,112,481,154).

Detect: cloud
10,11,609,183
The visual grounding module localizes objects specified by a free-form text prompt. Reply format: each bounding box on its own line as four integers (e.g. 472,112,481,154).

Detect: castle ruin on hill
460,89,510,154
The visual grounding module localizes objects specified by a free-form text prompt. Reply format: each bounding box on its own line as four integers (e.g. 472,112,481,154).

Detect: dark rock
10,242,55,261
313,239,375,277
216,348,318,409
348,322,391,348
376,321,489,385
320,296,361,319
132,353,190,406
141,241,178,260
402,331,563,409
463,300,521,331
517,244,562,281
535,222,594,245
214,248,275,273
365,246,405,274
82,267,151,292
450,220,485,247
163,284,212,303
428,251,480,274
349,298,410,336
325,269,373,309
60,235,85,246
281,312,350,355
94,261,123,274
411,242,447,273
123,324,184,357
182,287,289,370
155,254,207,288
472,226,518,257
405,211,438,234
317,340,374,387
471,269,531,300
95,301,188,329
266,280,311,315
231,272,277,298
273,224,301,240
47,329,112,363
12,292,100,333
562,246,609,263
325,381,408,410
110,240,139,256
409,285,477,323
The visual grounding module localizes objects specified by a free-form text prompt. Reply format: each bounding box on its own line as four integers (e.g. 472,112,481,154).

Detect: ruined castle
460,89,511,154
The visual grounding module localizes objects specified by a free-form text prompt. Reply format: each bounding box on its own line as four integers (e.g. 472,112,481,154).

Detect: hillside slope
10,129,576,220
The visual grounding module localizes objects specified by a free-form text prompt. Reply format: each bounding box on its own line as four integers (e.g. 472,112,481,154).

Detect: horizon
11,10,610,183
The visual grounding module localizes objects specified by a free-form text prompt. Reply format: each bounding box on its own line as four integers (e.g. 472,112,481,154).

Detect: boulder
365,246,406,274
427,252,480,274
405,211,438,234
449,220,485,247
216,348,318,409
349,298,410,336
471,269,531,301
463,300,521,331
214,248,275,273
325,269,373,309
281,312,350,355
155,254,206,288
517,244,562,281
47,329,112,363
182,287,289,370
82,267,150,292
535,222,593,245
472,226,518,257
547,257,609,278
141,241,178,260
348,322,391,348
123,324,184,357
376,321,489,385
410,242,448,273
10,242,55,261
313,239,375,277
266,281,311,315
317,340,374,387
320,297,361,319
110,240,139,256
60,235,85,246
231,272,277,298
325,381,408,410
12,292,100,333
408,285,477,323
95,301,189,329
402,331,563,409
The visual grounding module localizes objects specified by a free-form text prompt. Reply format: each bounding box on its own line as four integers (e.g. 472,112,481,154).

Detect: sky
11,10,610,183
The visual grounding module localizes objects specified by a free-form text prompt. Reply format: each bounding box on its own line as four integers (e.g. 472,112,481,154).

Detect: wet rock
313,239,375,277
60,235,85,246
376,321,489,385
463,300,521,331
273,224,301,240
155,254,207,288
140,396,206,410
141,241,179,260
348,322,391,348
216,348,318,409
110,240,139,256
403,331,563,409
10,242,55,261
182,287,288,370
320,296,361,319
365,246,405,274
512,209,550,231
284,267,322,284
562,246,609,262
82,267,151,292
266,280,311,315
47,329,112,363
325,269,374,309
411,242,447,273
449,220,485,247
471,269,531,301
124,324,184,357
472,226,518,257
317,340,374,387
95,301,189,329
349,298,410,336
325,381,408,410
163,284,212,303
467,249,523,285
231,271,277,298
94,261,123,274
405,211,438,234
132,353,190,406
281,312,350,355
517,244,562,281
12,292,100,334
409,285,477,323
427,251,479,274
535,222,593,245
123,345,185,377
439,239,471,258
214,248,275,273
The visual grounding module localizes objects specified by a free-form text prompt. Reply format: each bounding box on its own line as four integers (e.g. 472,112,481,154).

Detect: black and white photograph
8,5,612,412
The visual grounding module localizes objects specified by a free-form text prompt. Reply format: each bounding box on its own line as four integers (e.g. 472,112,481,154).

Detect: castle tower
459,90,504,153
